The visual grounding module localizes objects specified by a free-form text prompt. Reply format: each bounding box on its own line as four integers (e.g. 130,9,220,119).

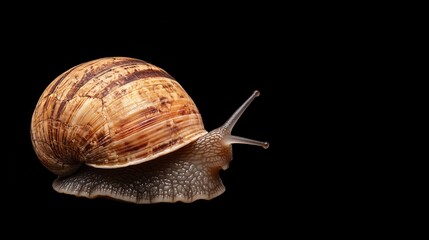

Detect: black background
4,5,382,237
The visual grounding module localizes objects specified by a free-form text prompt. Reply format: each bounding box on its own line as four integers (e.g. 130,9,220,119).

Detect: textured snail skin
31,57,268,203
53,128,231,203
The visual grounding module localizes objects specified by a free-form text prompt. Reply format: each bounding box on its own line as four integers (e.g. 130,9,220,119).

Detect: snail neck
185,90,270,170
185,128,233,170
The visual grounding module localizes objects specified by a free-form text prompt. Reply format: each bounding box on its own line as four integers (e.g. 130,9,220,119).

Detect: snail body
31,57,268,203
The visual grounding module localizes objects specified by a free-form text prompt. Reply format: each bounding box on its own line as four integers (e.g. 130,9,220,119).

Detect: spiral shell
31,57,207,176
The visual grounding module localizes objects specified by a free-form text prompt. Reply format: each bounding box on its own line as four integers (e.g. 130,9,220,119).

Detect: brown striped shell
31,57,208,176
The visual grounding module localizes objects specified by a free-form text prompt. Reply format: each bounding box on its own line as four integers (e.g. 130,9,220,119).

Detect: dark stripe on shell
65,58,147,99
97,68,174,98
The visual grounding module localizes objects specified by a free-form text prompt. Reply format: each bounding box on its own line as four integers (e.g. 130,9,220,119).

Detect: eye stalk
221,90,269,149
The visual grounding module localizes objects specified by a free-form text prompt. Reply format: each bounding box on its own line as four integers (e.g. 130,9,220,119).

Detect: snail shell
31,57,207,175
31,56,268,203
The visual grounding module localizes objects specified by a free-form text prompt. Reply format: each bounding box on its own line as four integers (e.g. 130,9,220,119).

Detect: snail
30,56,269,204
